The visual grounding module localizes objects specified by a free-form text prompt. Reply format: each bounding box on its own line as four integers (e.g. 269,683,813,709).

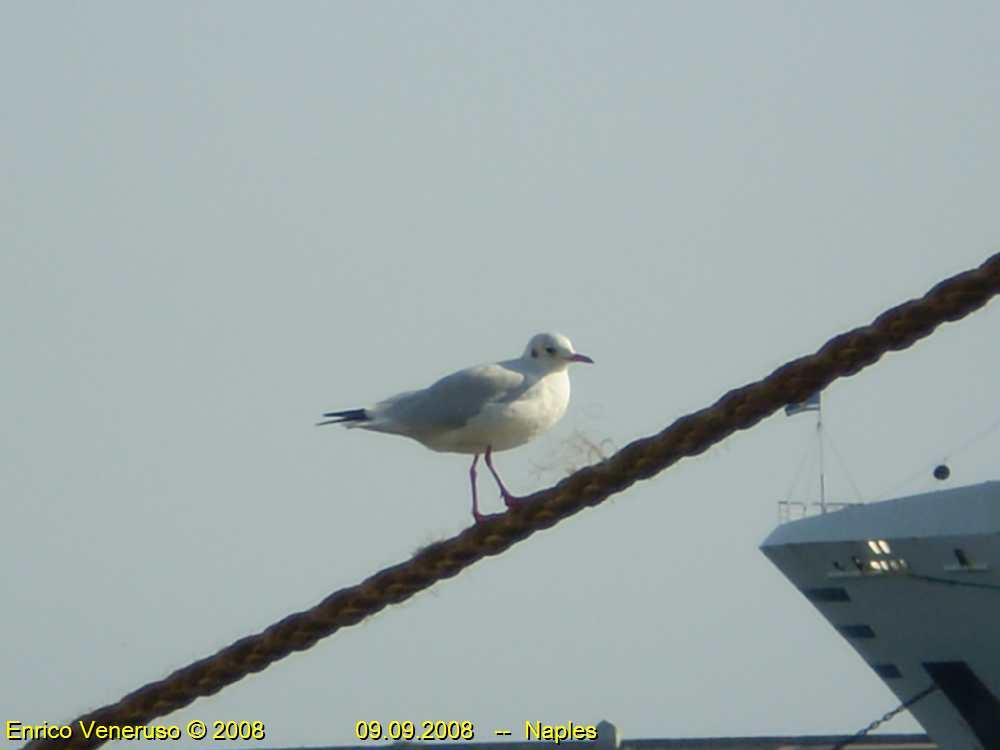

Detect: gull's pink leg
484,446,522,508
470,454,485,523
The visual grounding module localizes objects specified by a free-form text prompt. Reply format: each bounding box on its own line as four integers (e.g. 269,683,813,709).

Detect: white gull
318,332,594,522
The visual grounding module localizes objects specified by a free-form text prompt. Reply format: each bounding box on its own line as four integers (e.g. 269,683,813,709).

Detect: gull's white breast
423,370,571,454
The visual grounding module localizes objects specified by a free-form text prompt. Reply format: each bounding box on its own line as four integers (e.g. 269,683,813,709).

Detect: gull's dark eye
545,346,556,355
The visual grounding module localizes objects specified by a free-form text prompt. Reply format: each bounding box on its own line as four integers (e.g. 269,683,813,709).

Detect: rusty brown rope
25,252,1000,750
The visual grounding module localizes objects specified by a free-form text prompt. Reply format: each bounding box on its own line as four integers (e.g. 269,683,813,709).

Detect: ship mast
817,406,826,513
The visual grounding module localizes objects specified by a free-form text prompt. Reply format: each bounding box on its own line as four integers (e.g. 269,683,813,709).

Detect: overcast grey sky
4,2,1000,746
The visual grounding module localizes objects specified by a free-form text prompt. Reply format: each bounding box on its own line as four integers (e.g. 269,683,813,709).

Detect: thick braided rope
26,252,1000,750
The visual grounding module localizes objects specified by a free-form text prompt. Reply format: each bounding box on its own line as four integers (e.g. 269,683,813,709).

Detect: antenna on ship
785,391,825,512
817,400,826,512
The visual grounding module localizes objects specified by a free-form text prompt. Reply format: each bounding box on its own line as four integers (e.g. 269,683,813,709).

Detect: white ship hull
761,481,1000,749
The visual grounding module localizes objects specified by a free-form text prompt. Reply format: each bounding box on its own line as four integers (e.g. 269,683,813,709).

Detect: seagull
319,332,594,522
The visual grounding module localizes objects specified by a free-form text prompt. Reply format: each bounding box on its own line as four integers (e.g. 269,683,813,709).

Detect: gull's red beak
569,353,594,364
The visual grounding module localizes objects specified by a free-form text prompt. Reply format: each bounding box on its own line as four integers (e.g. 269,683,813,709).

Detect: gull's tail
316,408,371,427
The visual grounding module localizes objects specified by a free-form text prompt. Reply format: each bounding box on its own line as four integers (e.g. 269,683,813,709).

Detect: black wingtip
316,408,369,426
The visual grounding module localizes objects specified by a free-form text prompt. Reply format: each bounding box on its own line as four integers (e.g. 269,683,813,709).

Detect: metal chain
830,684,939,750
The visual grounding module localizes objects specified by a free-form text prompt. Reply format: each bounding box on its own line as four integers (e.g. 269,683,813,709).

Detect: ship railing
778,499,863,523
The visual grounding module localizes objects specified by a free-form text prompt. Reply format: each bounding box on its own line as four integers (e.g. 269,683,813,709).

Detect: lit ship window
867,539,892,555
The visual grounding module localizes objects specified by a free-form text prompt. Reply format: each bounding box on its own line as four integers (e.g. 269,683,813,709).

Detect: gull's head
522,332,594,371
